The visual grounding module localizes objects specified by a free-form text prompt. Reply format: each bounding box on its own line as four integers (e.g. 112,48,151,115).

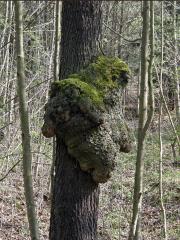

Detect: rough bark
42,56,132,183
49,1,102,239
43,56,132,239
59,1,102,79
42,1,132,240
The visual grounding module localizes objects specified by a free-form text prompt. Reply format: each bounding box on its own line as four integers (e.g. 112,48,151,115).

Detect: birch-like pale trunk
158,103,168,240
53,1,61,81
49,1,62,199
14,1,40,240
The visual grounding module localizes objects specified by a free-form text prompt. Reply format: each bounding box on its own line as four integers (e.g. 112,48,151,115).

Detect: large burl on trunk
42,56,133,183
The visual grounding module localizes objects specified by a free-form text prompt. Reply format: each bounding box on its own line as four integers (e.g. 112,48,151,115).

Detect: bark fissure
49,2,102,239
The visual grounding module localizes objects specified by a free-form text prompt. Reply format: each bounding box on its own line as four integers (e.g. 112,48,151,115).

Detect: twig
5,77,52,105
0,122,13,131
0,151,51,160
103,22,141,43
154,63,180,150
0,2,53,50
0,159,21,182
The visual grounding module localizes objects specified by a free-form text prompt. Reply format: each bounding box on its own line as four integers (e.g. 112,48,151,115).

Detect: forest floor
0,115,179,240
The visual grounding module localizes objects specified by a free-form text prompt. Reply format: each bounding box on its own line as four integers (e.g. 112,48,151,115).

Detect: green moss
75,56,130,92
53,56,130,108
54,78,103,107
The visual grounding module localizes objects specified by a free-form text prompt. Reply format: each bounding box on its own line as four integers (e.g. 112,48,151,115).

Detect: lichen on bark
42,56,133,183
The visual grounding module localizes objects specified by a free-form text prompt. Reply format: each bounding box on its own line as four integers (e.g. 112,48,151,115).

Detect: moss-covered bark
42,56,133,183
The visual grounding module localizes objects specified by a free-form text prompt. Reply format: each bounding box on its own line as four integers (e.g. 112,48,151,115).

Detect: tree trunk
14,1,40,240
158,2,168,238
50,1,102,239
118,0,124,57
53,1,61,81
173,1,180,124
49,0,62,201
128,1,150,239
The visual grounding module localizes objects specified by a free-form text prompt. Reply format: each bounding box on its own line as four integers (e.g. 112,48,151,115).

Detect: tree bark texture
50,1,102,240
59,1,102,79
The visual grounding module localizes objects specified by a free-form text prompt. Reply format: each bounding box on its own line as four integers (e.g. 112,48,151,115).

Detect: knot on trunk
42,56,133,183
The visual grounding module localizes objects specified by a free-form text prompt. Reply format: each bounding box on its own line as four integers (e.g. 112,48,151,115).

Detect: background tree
158,2,167,238
129,1,150,239
14,1,39,239
49,0,62,201
173,0,180,124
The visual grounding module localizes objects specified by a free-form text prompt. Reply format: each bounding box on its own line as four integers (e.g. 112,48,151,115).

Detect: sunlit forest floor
0,115,180,240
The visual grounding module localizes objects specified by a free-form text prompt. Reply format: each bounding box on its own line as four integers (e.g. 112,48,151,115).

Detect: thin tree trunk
137,57,141,117
50,1,62,200
159,3,168,238
110,2,118,56
146,1,155,130
154,65,180,151
173,1,180,124
128,2,150,239
49,1,102,239
14,2,40,240
158,103,168,239
118,0,124,57
53,1,61,81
